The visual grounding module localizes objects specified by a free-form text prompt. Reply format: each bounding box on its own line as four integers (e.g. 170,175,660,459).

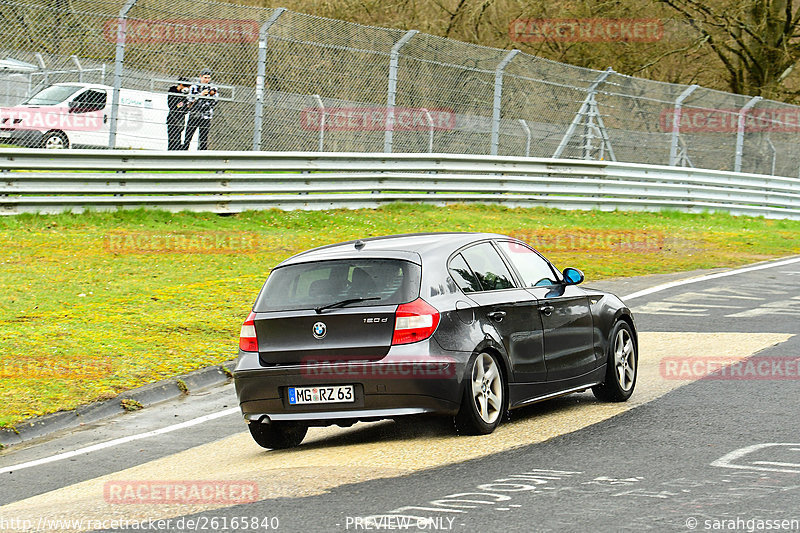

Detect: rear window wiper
315,297,381,314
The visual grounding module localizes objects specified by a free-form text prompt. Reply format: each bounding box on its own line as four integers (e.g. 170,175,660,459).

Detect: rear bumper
234,341,467,424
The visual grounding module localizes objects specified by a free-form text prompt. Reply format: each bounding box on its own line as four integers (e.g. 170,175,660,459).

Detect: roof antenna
354,240,365,250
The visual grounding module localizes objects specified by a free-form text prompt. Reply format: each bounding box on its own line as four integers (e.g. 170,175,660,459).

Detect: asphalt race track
1,257,799,533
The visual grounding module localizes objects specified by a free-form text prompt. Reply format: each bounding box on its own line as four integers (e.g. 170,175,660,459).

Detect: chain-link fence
1,0,799,177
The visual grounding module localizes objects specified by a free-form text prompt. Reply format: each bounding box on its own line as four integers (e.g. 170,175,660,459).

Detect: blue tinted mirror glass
563,267,584,285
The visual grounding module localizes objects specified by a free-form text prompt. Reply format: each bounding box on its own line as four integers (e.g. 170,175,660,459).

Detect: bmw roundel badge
312,321,327,339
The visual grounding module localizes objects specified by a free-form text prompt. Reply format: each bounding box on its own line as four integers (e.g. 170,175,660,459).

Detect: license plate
288,385,354,405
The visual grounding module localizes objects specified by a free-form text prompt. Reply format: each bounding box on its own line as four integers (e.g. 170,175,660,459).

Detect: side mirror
562,267,584,285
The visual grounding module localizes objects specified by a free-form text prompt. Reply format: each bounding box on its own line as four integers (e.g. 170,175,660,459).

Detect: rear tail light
239,311,258,352
392,298,440,345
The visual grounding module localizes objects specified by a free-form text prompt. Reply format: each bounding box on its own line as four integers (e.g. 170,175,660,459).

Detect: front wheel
248,421,307,449
593,321,637,402
41,131,69,149
455,352,505,435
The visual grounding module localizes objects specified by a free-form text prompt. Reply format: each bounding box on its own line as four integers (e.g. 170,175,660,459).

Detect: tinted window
448,253,482,293
497,240,559,287
460,243,516,291
254,259,420,312
71,90,107,113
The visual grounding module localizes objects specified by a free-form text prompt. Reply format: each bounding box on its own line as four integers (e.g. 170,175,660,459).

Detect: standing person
182,68,218,150
166,77,189,150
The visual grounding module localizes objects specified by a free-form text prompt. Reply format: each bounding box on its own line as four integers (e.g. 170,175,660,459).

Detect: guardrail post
669,84,699,166
252,8,286,151
384,30,417,153
553,67,613,159
734,96,762,172
107,0,138,149
519,119,531,157
312,94,325,152
490,50,519,156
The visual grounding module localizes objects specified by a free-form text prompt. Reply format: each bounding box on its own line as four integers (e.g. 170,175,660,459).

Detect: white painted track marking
622,256,800,301
0,407,240,475
711,443,800,473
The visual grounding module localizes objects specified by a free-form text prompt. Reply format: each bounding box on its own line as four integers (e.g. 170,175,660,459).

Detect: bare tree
657,0,800,98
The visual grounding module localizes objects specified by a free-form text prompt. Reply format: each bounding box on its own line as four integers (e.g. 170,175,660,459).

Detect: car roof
279,232,509,266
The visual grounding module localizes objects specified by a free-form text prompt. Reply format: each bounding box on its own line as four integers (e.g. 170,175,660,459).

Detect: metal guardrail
2,149,799,219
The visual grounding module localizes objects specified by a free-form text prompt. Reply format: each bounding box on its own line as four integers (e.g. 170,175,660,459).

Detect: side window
497,240,559,287
70,90,107,113
460,243,516,291
448,253,481,293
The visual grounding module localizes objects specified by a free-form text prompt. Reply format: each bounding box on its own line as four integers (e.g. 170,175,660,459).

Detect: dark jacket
167,85,188,124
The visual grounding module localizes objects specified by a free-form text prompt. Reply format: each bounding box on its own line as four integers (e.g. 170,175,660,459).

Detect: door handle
103,114,108,124
487,310,506,322
539,304,555,316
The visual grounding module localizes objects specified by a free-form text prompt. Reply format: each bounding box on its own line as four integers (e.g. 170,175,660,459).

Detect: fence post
553,67,613,159
421,108,433,153
734,96,761,172
384,30,417,153
70,55,83,82
490,49,519,156
766,137,776,176
669,84,698,166
252,8,286,151
107,0,138,149
312,94,325,152
519,119,531,157
34,53,46,87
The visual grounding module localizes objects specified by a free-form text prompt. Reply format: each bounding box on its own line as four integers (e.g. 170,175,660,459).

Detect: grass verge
1,203,799,428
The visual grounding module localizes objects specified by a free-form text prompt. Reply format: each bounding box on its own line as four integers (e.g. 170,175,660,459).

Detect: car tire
454,352,505,435
41,131,69,149
248,421,308,449
592,320,637,402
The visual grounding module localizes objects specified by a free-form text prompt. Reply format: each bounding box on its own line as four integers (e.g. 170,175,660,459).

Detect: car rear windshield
24,85,82,105
254,259,421,312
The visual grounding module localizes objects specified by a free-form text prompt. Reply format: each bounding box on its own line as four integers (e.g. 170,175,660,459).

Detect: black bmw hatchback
234,232,638,449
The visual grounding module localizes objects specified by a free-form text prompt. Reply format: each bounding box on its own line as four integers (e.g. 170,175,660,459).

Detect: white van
0,83,196,150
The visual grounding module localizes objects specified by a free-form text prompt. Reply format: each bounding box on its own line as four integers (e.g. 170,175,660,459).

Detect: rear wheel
41,131,69,149
455,352,505,435
248,421,307,449
592,321,637,402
